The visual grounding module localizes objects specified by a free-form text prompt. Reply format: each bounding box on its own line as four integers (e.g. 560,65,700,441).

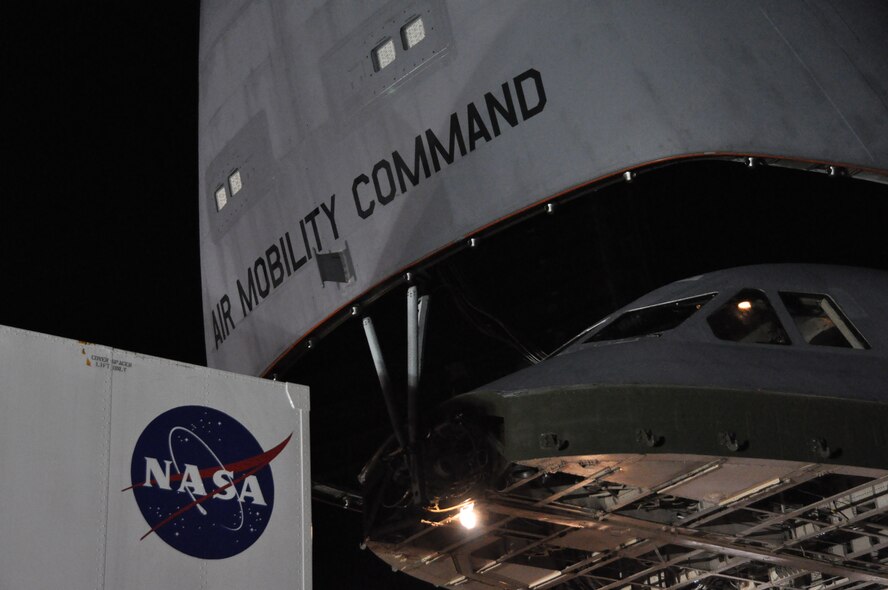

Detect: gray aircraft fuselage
199,1,888,377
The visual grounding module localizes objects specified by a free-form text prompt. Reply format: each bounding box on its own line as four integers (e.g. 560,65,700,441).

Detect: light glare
458,503,478,529
737,301,752,311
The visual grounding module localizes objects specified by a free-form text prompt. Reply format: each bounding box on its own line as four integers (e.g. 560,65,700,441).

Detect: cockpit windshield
780,292,869,349
586,293,716,342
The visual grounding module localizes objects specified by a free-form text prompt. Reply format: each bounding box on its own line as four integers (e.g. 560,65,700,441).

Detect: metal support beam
362,316,407,450
417,294,430,379
737,474,888,540
483,498,888,585
406,286,419,446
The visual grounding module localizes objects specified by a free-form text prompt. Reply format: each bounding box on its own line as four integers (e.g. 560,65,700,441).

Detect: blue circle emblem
128,405,283,559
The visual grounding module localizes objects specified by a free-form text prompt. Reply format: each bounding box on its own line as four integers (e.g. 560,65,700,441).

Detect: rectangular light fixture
214,186,228,211
372,38,396,71
228,169,243,196
401,17,426,49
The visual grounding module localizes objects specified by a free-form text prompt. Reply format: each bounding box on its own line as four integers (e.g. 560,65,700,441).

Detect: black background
3,5,204,365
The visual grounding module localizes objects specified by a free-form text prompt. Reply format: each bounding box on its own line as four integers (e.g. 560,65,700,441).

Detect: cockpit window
780,292,869,349
707,289,790,345
587,293,716,342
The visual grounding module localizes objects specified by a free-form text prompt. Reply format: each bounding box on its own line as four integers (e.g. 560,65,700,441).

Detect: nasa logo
124,405,291,559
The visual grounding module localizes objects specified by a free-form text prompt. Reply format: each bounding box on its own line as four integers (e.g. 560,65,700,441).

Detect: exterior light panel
401,17,426,49
215,186,228,211
228,169,243,195
372,38,397,71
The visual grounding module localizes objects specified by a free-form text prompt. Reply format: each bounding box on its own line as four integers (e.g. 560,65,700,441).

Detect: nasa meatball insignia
125,405,291,559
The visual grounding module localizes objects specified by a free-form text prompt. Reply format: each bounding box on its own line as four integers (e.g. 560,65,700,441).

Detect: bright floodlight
215,186,228,211
458,503,478,530
401,17,426,49
737,301,752,311
372,38,397,71
228,169,243,196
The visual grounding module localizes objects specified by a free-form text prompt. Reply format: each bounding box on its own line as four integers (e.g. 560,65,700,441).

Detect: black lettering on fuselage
373,159,396,205
212,309,224,349
214,68,548,351
466,101,492,151
285,232,306,272
320,194,339,239
237,268,259,318
393,135,431,194
266,245,285,288
279,237,292,275
254,258,270,298
215,209,337,343
515,68,547,120
304,207,323,251
350,68,546,221
220,295,234,334
484,82,518,137
426,113,467,173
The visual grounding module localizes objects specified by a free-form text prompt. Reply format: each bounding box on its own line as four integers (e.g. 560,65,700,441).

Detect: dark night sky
3,5,205,365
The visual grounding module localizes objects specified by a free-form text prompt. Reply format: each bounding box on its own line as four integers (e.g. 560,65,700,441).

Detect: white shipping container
0,325,311,589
